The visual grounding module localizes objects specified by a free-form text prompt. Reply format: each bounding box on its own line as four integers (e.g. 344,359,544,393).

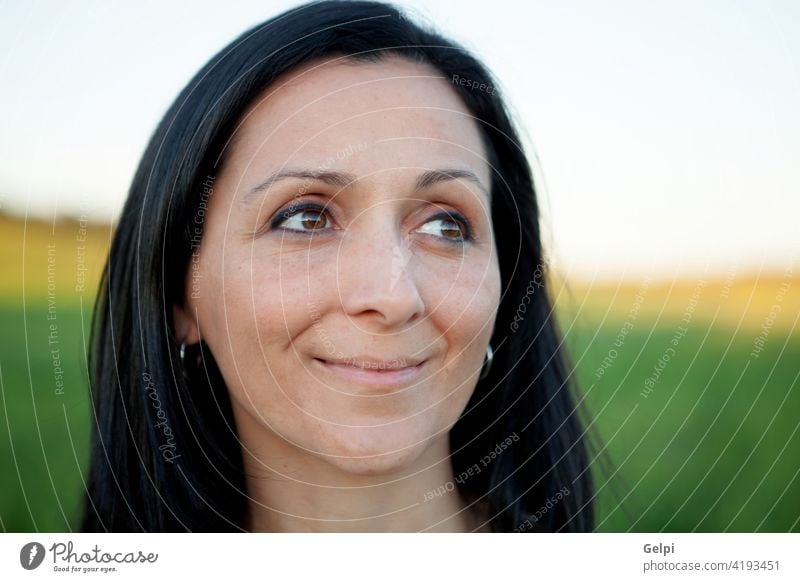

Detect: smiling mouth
312,357,427,388
315,356,423,370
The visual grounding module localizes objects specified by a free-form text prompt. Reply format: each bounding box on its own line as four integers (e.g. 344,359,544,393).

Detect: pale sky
1,0,798,278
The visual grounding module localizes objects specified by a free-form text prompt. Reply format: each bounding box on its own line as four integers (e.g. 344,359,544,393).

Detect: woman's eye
415,213,470,242
269,205,471,241
273,205,332,232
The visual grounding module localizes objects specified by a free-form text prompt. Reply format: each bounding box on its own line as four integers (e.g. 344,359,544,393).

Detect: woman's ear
173,303,201,345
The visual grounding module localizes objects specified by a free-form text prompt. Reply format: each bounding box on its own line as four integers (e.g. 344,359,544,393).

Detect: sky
1,0,798,278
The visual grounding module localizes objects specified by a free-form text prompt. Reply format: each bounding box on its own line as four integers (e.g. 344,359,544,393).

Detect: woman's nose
336,213,425,328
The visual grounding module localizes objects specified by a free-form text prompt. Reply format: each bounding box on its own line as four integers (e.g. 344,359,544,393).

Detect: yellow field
0,211,112,303
555,273,797,332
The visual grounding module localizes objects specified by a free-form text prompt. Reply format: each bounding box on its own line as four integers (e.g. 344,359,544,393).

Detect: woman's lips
313,357,426,389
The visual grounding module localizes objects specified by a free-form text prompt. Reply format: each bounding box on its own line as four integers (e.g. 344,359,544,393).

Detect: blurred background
1,0,798,531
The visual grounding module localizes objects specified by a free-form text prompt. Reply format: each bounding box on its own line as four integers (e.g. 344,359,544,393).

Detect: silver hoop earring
479,343,494,380
179,343,186,364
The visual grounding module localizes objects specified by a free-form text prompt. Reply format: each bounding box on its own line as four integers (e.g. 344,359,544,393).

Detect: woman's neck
238,422,485,532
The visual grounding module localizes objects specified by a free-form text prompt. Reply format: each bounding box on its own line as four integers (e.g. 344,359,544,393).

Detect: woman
81,0,597,532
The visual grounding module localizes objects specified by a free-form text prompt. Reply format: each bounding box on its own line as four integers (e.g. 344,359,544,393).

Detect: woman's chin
314,426,439,477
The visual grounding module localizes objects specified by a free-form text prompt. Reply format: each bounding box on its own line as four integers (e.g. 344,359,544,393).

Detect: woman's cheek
425,255,499,330
247,248,333,337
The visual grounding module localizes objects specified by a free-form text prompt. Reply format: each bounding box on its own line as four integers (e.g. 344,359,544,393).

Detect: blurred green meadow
1,210,798,531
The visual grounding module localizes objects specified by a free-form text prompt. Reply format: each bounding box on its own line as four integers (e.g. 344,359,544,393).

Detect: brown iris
299,209,327,230
439,217,462,239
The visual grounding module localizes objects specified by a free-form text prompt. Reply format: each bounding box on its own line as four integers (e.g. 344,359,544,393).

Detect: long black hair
81,0,597,532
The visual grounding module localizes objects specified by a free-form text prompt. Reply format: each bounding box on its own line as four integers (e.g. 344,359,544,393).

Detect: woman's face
179,55,501,476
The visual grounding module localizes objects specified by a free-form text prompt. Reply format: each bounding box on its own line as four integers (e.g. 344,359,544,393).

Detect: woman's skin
174,54,501,532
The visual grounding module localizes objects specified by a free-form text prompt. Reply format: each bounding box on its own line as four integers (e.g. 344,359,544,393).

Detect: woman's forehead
223,55,489,176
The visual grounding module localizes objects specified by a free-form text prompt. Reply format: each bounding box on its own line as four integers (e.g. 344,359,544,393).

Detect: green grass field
1,212,798,531
1,299,93,531
567,308,800,532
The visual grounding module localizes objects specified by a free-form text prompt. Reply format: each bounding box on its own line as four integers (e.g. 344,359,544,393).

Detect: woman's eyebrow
242,167,489,204
414,168,490,199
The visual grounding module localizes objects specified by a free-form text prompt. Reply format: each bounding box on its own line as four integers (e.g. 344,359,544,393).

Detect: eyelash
269,202,475,243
